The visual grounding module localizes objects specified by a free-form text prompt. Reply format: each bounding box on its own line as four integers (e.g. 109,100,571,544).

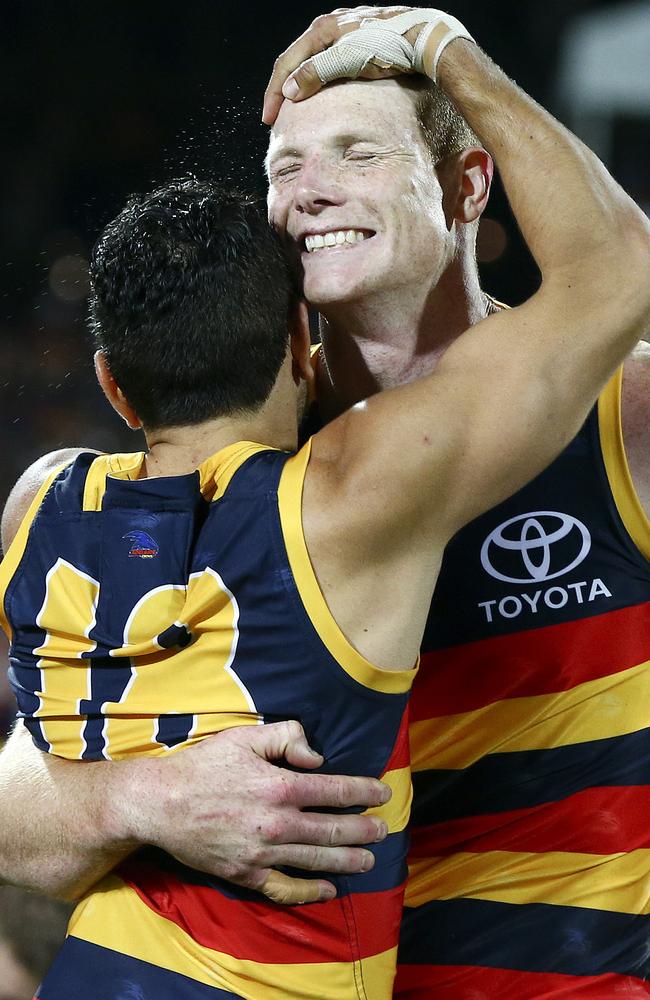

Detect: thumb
282,58,324,103
260,869,336,905
282,724,325,770
249,720,324,769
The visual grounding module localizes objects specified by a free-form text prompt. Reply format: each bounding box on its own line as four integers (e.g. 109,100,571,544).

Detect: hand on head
262,6,473,125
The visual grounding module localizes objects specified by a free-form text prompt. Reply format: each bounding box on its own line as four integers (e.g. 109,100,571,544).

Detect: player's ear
288,300,314,388
94,350,143,430
438,147,493,227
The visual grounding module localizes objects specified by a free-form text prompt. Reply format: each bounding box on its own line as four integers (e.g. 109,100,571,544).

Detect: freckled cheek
387,192,430,244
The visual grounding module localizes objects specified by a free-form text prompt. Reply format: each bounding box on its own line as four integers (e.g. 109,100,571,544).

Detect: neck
317,255,489,420
141,370,300,479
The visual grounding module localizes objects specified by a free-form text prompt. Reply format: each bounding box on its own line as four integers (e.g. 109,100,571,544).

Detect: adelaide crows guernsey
0,441,416,1000
395,368,650,998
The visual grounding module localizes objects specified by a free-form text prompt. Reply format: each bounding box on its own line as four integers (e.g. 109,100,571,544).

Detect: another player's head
266,76,492,314
89,178,309,436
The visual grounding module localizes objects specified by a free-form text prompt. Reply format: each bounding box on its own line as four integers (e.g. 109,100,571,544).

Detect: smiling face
266,79,456,312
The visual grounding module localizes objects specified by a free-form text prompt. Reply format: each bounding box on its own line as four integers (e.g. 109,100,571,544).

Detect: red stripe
394,963,650,998
412,601,650,720
410,786,650,857
118,861,404,964
383,706,410,774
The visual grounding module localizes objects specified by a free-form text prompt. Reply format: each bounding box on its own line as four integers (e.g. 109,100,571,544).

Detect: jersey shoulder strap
277,439,416,696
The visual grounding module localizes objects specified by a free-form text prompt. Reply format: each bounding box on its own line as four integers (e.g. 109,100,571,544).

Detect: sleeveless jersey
395,368,650,998
0,441,416,1000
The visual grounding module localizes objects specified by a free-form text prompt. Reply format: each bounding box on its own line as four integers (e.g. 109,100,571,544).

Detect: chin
304,272,377,310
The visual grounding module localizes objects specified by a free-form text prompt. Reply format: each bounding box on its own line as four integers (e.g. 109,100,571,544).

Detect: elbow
551,212,650,338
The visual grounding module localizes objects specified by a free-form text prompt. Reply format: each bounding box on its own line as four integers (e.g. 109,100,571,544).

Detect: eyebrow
265,145,303,176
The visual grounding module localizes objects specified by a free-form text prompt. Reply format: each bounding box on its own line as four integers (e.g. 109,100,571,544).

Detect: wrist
96,756,163,849
415,17,475,82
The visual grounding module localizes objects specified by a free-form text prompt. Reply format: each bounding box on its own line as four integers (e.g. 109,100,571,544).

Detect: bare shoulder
1,448,100,553
621,341,650,516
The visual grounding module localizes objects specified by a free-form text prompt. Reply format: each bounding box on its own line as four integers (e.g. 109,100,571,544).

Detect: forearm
0,724,138,899
436,40,650,297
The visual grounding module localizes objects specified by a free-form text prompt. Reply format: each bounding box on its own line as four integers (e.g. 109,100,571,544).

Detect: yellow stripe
69,876,396,999
82,442,276,511
599,366,650,561
410,656,650,771
309,343,322,404
34,560,100,760
40,712,258,762
277,441,416,695
355,946,398,999
82,453,144,510
364,765,412,833
0,464,69,640
197,441,276,502
406,850,650,915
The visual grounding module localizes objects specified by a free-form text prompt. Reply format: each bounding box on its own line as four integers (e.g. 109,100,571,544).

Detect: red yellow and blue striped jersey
0,440,416,1000
396,369,650,998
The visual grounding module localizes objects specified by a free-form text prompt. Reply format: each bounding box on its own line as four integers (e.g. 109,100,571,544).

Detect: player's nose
294,156,346,215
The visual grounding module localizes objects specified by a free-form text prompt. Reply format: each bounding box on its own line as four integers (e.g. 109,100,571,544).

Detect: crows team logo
123,530,159,559
480,510,591,584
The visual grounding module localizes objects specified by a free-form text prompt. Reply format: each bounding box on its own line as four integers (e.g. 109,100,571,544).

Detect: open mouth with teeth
304,230,374,253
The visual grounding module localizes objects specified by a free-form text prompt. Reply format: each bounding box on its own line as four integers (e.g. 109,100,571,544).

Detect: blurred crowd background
1,0,649,745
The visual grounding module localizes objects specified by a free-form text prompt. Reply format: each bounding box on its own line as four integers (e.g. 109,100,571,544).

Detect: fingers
287,770,391,810
280,58,325,105
262,6,414,124
293,811,388,848
259,870,335,905
271,843,377,874
279,721,325,771
281,49,409,109
263,12,357,125
248,719,323,768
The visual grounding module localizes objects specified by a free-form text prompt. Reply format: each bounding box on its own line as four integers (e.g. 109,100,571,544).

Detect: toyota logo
480,511,591,584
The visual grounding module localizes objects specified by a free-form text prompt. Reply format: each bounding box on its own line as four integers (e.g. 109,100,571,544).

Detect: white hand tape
411,13,474,78
312,9,473,86
312,25,414,84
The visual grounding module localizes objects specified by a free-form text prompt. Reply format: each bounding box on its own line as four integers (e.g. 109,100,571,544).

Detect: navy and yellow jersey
0,440,416,1000
395,367,650,998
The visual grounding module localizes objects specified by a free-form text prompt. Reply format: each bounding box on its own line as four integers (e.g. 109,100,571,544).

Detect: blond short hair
404,76,479,163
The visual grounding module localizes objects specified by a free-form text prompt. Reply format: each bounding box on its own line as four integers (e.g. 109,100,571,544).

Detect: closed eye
270,163,301,182
344,150,380,162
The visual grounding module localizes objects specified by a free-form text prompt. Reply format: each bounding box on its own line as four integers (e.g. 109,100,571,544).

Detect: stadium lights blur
48,254,90,303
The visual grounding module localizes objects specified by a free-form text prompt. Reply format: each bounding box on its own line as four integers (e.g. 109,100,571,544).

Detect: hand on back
119,720,390,905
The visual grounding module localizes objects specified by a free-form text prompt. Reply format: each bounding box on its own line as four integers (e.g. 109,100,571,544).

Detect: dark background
1,0,648,734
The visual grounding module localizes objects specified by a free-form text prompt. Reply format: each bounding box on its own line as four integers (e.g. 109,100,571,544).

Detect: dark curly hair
89,177,299,430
